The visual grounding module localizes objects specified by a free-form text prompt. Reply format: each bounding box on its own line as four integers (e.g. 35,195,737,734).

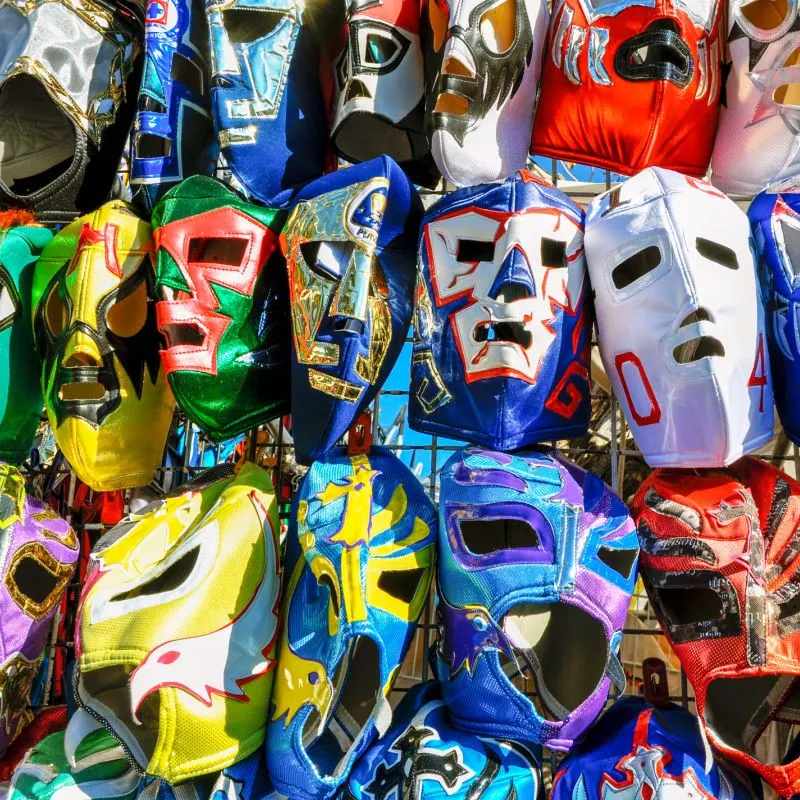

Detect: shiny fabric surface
132,0,216,212
75,463,281,783
551,696,759,800
632,459,800,797
710,0,800,195
279,156,422,464
206,0,331,203
8,716,139,800
32,201,175,492
436,448,639,752
586,167,773,468
0,463,78,757
531,0,723,176
0,0,142,215
409,170,591,450
267,447,437,800
153,175,289,441
424,0,549,186
751,191,800,447
345,681,542,800
0,226,52,464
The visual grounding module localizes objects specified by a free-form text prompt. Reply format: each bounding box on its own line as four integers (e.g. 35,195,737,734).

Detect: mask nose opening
302,635,385,778
498,602,610,722
433,53,476,115
0,75,76,195
344,80,372,102
679,307,713,328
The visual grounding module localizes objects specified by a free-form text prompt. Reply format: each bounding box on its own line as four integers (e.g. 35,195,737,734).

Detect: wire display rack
15,158,798,794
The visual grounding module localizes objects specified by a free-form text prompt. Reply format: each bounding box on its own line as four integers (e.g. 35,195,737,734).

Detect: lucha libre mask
409,170,591,451
631,459,800,798
206,0,331,203
0,463,78,757
0,226,52,464
586,168,773,469
530,0,723,176
0,0,142,218
711,0,800,195
32,201,175,492
424,0,549,186
267,447,437,800
436,449,639,753
345,681,542,800
751,191,800,446
280,156,422,465
8,720,139,800
131,0,216,213
333,0,438,188
550,696,759,800
75,463,281,783
153,175,290,441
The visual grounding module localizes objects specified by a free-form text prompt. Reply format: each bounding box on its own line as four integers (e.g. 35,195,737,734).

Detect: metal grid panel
18,158,796,790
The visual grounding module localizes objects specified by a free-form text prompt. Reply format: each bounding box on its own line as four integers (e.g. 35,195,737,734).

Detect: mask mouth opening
672,336,725,364
615,20,692,88
59,382,108,402
161,322,206,349
474,319,533,348
705,676,800,765
79,663,160,767
302,635,388,780
498,602,609,722
0,75,76,195
335,113,416,163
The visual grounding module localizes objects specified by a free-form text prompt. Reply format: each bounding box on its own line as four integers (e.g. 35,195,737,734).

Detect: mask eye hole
300,241,353,279
107,280,148,337
377,566,427,604
740,0,789,32
135,133,172,158
110,546,200,602
597,546,637,579
171,51,204,95
656,585,724,626
696,238,739,269
221,8,286,42
780,219,800,276
365,33,399,65
480,0,517,54
460,518,540,555
457,239,495,263
428,0,449,52
188,236,248,266
541,238,567,268
11,555,61,606
611,245,661,289
773,46,800,106
44,281,67,337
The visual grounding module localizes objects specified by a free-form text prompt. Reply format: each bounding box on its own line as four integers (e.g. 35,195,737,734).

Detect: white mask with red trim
586,167,774,468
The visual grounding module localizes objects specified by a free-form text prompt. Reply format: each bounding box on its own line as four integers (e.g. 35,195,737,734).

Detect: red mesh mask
530,0,723,177
631,457,800,797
